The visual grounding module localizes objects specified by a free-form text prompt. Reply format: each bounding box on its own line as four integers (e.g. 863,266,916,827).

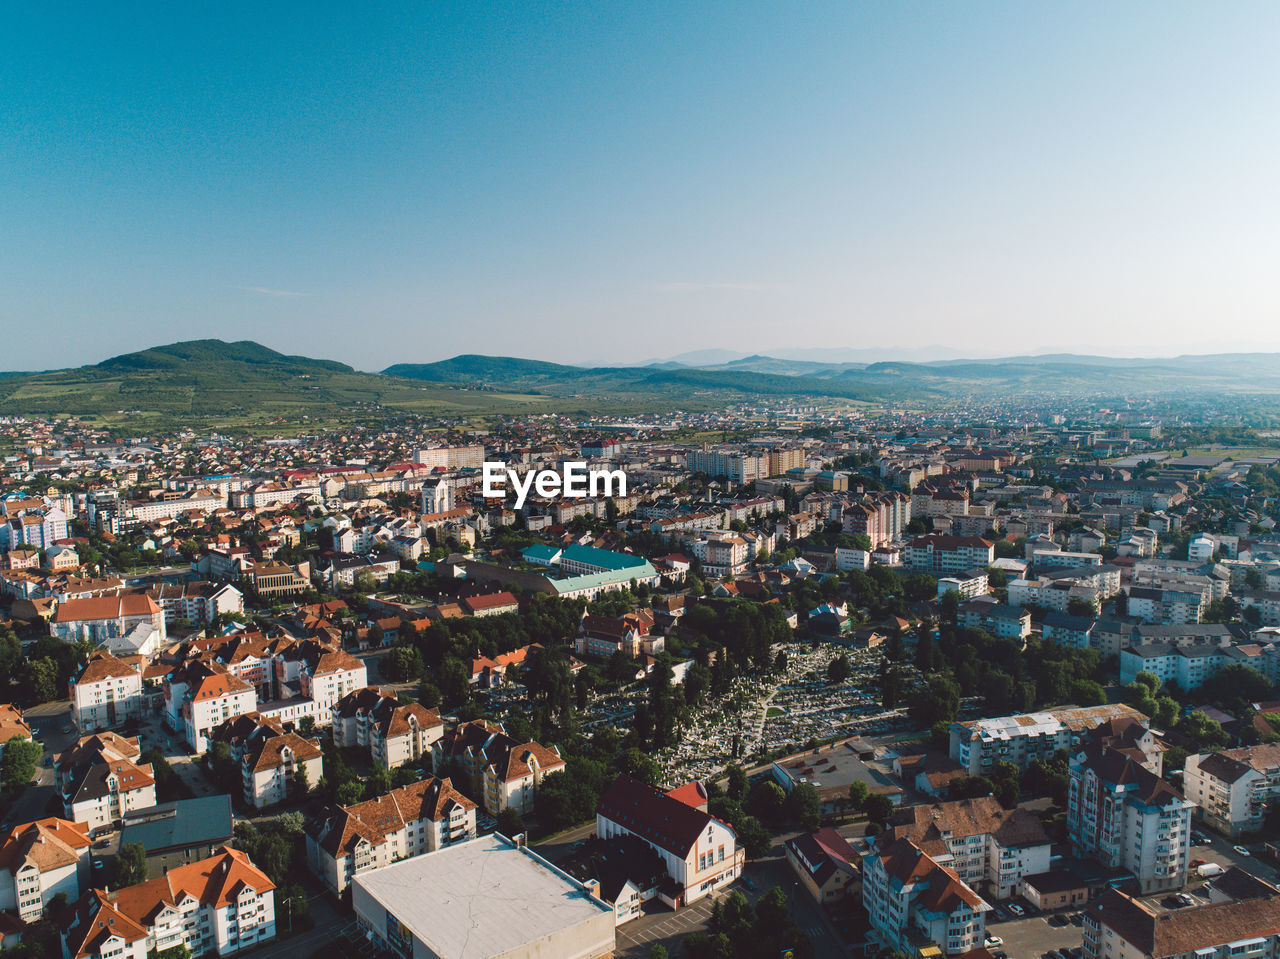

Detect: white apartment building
433,720,566,817
862,837,990,957
951,704,1148,776
1183,744,1280,837
52,593,167,646
684,449,768,485
60,748,157,834
1067,744,1191,894
1126,586,1207,625
331,687,444,771
62,848,276,959
882,797,1051,900
305,777,477,895
70,651,143,733
904,535,995,575
124,489,224,524
0,817,91,922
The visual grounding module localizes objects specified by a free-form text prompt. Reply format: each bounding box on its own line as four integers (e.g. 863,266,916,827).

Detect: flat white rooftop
353,833,614,959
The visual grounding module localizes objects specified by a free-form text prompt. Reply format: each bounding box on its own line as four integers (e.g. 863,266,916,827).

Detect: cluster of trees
230,814,310,929
384,594,587,715
2,631,94,708
681,887,814,959
883,629,1108,730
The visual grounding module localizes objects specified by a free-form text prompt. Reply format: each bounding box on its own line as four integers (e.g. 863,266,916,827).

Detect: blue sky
5,2,1280,371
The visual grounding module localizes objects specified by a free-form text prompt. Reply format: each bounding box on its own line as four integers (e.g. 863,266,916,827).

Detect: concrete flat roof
354,834,614,959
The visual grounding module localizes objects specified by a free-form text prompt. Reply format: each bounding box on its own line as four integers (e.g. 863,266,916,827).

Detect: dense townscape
3,370,1280,959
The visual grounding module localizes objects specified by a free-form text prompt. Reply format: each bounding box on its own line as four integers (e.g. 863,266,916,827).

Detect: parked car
985,936,1004,947
1234,845,1251,857
1070,913,1085,926
1190,858,1206,868
1009,904,1025,917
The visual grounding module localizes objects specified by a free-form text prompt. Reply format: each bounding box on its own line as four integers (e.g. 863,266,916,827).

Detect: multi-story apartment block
123,489,224,525
0,506,67,551
172,663,258,753
70,651,144,733
957,596,1032,640
905,535,994,575
164,636,368,750
0,817,91,922
150,581,244,625
331,687,443,770
432,720,565,817
412,444,486,469
597,774,743,908
62,847,276,959
937,571,989,601
683,533,750,577
951,705,1148,776
210,713,324,810
1118,642,1263,691
882,797,1051,900
56,733,157,834
685,449,768,485
51,593,167,646
1183,744,1280,836
1126,586,1207,625
1084,882,1280,959
304,777,477,895
862,837,990,957
1067,743,1191,894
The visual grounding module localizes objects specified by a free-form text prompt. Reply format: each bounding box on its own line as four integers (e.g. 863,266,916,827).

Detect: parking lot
986,908,1085,959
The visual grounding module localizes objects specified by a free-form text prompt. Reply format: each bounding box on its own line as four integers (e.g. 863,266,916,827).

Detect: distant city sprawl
4,358,1280,959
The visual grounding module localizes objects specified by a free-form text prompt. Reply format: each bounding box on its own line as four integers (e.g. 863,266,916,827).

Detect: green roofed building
472,544,658,601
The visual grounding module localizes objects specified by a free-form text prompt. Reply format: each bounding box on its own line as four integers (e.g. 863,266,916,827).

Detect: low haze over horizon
6,2,1280,371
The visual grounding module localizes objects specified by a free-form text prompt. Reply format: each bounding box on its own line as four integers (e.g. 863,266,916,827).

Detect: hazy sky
6,2,1280,371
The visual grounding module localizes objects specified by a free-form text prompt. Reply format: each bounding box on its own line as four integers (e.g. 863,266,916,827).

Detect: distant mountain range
3,339,1280,423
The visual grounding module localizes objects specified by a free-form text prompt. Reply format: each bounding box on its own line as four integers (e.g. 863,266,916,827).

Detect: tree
785,782,822,831
298,715,316,736
337,780,366,806
417,679,441,708
1,737,41,794
747,779,786,825
19,658,58,705
847,780,870,811
495,808,525,838
907,675,961,727
864,793,894,824
291,761,311,799
649,947,669,959
726,764,748,801
116,842,147,887
826,655,850,684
